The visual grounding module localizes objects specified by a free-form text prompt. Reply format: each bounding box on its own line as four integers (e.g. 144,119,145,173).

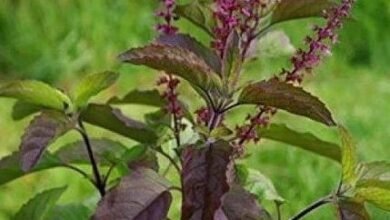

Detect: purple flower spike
156,0,178,35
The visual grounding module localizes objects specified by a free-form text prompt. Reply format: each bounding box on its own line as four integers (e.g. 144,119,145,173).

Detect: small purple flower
156,0,178,35
284,0,355,83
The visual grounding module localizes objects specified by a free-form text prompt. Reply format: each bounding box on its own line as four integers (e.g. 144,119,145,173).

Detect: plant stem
77,120,105,197
156,147,181,176
63,164,96,187
289,195,332,220
275,201,282,220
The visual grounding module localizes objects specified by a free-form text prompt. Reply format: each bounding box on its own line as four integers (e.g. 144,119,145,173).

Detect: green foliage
0,80,72,112
13,186,67,220
71,71,119,108
45,204,91,220
259,124,341,161
339,126,359,187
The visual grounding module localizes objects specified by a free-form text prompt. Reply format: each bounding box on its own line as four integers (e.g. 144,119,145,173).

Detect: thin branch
155,148,181,177
63,163,96,187
77,120,105,197
103,163,116,186
219,102,240,114
289,195,333,220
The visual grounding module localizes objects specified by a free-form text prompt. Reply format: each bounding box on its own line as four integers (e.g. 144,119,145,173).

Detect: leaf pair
338,127,390,217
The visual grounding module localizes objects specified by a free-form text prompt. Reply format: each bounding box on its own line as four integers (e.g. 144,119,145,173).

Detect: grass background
0,0,390,219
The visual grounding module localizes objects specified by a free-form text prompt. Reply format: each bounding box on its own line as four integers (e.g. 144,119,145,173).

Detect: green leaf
13,186,67,220
0,80,72,112
44,204,91,220
336,199,370,220
239,79,336,126
72,71,119,108
12,101,41,120
108,89,165,107
339,126,359,187
118,44,222,92
356,186,390,211
243,167,285,203
259,124,341,161
54,138,128,165
271,0,335,25
358,161,390,182
156,33,221,75
175,1,215,36
20,111,74,171
0,152,61,186
80,104,158,144
93,168,172,220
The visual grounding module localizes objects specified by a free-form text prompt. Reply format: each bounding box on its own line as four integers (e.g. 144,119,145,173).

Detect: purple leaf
156,34,221,75
336,200,370,220
271,0,335,25
219,185,272,220
93,168,172,220
181,140,233,220
239,79,336,126
80,104,158,144
20,111,73,171
118,44,222,91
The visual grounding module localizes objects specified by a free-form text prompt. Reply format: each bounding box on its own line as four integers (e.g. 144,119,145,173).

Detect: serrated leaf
108,89,165,107
218,185,272,220
44,204,91,220
244,168,285,203
181,140,233,219
72,71,119,108
156,33,221,74
12,101,42,120
339,126,358,187
80,104,158,144
13,186,67,220
0,80,72,112
239,79,336,126
259,124,341,161
118,44,222,92
271,0,335,25
20,111,74,171
175,1,215,36
336,199,370,220
93,168,172,220
54,138,128,165
356,187,390,211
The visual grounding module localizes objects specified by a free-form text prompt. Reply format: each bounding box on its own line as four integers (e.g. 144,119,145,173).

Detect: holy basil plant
0,0,388,220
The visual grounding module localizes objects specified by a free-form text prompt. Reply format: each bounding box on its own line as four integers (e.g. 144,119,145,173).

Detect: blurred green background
0,0,389,219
